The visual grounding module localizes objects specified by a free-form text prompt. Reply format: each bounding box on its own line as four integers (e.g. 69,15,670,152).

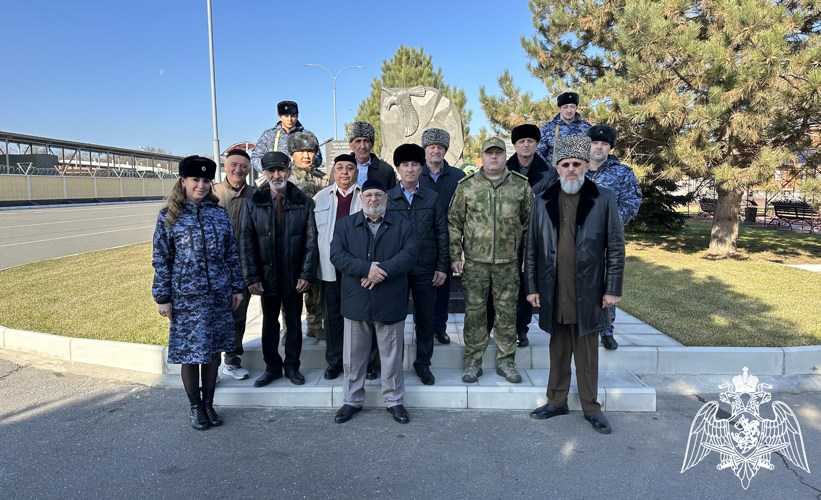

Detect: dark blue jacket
386,185,449,275
152,197,244,304
419,160,465,213
330,210,419,323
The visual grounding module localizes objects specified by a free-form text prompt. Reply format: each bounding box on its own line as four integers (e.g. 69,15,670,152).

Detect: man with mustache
330,179,419,424
347,121,397,190
240,152,318,388
524,135,625,434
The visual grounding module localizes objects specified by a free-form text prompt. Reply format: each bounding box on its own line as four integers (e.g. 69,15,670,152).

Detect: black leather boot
200,388,223,427
186,391,209,430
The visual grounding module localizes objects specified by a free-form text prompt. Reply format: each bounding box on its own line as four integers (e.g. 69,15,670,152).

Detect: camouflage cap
287,130,319,153
481,136,506,153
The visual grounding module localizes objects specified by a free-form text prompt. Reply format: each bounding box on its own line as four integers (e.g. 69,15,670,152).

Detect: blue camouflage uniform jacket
585,154,642,227
536,112,592,167
152,197,244,304
250,120,323,173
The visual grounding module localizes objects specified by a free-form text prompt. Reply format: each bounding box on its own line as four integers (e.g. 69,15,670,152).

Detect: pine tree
353,46,471,156
480,0,821,255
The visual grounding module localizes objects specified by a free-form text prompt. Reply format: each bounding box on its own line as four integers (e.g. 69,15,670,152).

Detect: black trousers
260,292,303,373
409,273,436,369
224,286,251,366
431,269,452,333
321,274,344,367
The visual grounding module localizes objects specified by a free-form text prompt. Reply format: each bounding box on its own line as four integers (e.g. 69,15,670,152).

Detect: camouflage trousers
462,260,519,367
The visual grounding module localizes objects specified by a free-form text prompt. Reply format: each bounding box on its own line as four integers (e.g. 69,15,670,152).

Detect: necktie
275,194,283,225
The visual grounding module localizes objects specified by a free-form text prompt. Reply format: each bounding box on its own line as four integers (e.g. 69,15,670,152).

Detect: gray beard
270,180,287,191
560,177,584,194
363,204,386,218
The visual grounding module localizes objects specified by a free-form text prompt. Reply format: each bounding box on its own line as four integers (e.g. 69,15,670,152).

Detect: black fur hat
178,155,216,180
511,124,540,144
586,125,617,149
393,143,426,167
557,92,579,107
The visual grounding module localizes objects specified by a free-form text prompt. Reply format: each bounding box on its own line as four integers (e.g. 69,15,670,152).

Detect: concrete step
213,368,655,411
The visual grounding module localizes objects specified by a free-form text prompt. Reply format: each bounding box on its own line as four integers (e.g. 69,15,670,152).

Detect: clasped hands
361,262,387,290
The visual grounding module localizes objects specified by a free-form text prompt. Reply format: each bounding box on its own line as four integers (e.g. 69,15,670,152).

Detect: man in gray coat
524,135,625,434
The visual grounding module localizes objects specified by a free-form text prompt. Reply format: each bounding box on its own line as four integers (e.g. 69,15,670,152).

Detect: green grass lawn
0,242,168,345
620,222,821,346
0,221,818,347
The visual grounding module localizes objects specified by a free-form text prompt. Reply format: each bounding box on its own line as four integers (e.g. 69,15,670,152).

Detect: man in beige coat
313,154,363,379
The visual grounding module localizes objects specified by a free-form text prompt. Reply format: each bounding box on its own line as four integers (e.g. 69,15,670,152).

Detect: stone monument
380,86,464,166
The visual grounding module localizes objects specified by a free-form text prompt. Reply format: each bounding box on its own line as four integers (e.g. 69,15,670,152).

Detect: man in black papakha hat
536,92,592,168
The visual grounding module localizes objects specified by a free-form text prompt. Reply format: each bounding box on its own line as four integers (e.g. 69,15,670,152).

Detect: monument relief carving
380,86,464,166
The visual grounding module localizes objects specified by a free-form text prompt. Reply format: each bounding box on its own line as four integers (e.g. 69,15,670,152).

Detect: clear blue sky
1,0,549,157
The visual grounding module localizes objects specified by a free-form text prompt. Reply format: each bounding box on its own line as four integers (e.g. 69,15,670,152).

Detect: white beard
560,176,584,194
363,203,387,218
270,180,287,191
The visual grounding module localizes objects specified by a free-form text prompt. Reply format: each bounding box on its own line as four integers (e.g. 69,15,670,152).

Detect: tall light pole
304,64,364,140
207,0,221,178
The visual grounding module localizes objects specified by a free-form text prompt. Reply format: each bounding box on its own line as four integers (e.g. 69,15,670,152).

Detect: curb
1,324,819,378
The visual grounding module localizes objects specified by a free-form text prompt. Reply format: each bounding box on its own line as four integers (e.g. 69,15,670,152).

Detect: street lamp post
304,64,364,140
207,0,221,179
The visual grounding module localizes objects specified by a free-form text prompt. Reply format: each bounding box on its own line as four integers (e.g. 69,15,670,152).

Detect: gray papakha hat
421,128,450,150
347,121,375,143
287,130,319,153
553,135,591,164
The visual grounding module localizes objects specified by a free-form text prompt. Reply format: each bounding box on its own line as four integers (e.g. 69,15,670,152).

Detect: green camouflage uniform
448,168,533,367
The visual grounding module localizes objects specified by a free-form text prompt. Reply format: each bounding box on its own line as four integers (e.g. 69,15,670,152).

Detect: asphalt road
0,202,163,270
1,354,819,499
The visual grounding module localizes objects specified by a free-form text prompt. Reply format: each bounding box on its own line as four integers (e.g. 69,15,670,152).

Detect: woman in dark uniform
152,156,244,430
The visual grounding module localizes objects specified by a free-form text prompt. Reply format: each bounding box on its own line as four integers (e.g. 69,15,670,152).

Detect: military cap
554,135,591,164
277,100,298,116
261,151,291,170
393,143,426,167
178,155,216,180
557,92,579,107
481,136,506,153
287,130,319,153
421,128,450,150
586,124,617,149
347,121,375,143
511,124,540,145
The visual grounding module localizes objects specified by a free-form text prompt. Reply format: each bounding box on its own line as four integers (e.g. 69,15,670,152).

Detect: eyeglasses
362,192,386,200
557,161,585,168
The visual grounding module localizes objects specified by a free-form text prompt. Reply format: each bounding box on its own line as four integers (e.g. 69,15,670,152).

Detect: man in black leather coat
523,135,625,434
240,151,318,388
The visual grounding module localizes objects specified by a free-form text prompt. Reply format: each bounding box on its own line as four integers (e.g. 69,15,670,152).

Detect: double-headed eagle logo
681,367,810,489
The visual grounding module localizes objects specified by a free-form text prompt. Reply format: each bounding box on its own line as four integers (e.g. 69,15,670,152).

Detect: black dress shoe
334,404,361,423
387,404,410,424
529,404,569,420
324,364,343,380
415,366,435,385
285,369,305,385
365,366,378,380
254,368,282,388
434,331,451,344
517,334,529,348
601,335,618,350
584,413,612,434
